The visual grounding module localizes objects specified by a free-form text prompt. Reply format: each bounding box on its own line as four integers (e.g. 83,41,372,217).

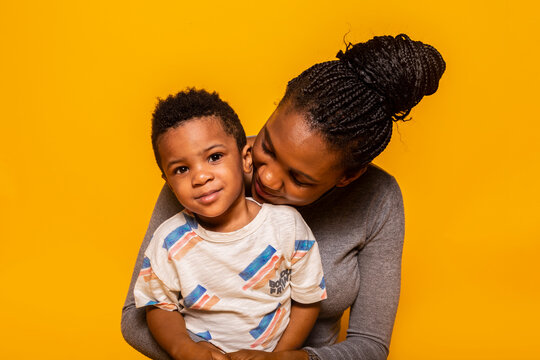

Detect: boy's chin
192,208,229,222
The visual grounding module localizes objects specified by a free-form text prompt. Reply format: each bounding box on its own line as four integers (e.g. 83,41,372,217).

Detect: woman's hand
174,341,230,360
227,349,308,360
198,342,231,360
227,349,276,360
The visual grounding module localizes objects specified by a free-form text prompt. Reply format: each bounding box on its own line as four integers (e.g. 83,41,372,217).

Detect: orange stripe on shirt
250,308,282,348
321,289,327,299
168,232,198,260
253,257,284,290
156,303,177,311
172,235,202,261
191,294,210,310
243,255,280,291
143,270,159,283
261,307,288,348
139,268,152,277
201,295,220,310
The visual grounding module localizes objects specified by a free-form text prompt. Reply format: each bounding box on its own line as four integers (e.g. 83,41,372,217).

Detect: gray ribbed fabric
121,164,404,360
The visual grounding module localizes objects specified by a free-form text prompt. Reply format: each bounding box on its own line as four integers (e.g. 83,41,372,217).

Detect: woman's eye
175,166,189,174
261,141,275,158
292,176,307,187
291,174,311,187
209,153,223,162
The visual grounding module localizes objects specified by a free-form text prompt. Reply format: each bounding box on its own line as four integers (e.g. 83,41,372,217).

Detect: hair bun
336,34,446,120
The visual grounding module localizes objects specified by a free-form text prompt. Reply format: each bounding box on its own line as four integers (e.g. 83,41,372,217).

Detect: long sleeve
121,184,183,360
123,166,405,360
301,168,405,360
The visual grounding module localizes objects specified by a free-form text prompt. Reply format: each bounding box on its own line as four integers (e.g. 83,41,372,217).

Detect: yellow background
1,0,539,359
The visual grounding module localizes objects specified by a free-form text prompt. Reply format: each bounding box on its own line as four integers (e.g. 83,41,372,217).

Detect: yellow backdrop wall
1,1,539,359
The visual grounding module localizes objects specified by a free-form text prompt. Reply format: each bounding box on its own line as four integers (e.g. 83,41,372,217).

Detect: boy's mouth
195,189,222,204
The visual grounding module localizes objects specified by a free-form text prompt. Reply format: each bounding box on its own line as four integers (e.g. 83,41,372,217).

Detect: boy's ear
241,145,253,174
161,173,172,190
335,166,368,188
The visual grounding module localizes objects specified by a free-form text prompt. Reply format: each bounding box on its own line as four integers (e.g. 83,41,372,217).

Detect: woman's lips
253,177,280,201
196,189,221,204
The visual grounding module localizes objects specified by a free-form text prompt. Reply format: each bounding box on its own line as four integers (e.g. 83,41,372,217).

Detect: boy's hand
146,307,230,360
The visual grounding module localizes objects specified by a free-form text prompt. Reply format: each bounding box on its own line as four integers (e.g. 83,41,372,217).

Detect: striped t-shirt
134,200,327,352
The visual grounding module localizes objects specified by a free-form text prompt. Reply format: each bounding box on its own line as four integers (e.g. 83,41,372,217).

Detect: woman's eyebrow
264,126,318,184
263,126,275,151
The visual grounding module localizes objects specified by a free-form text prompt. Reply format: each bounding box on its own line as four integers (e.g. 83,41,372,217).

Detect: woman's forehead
265,106,342,179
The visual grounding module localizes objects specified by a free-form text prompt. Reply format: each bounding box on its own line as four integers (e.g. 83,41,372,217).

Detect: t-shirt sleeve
133,239,182,312
289,211,327,304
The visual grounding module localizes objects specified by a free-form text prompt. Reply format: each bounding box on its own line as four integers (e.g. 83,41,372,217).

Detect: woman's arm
305,178,405,360
121,184,183,360
228,178,404,360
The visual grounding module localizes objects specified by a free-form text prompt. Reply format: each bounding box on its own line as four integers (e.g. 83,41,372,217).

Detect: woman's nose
258,164,282,191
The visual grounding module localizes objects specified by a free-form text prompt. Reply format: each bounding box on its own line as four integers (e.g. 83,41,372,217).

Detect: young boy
134,89,327,359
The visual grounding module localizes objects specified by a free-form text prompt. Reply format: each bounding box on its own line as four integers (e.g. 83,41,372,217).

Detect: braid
282,34,445,175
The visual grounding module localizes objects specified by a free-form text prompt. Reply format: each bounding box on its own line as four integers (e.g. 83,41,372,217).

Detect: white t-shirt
134,200,327,352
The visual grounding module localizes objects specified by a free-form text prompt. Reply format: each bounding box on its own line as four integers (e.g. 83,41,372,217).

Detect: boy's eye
175,166,189,174
209,153,223,162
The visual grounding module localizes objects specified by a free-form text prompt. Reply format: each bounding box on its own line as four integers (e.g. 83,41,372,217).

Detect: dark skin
147,113,325,359
149,103,366,360
249,102,365,207
229,104,366,360
147,301,320,360
146,307,229,360
227,304,317,360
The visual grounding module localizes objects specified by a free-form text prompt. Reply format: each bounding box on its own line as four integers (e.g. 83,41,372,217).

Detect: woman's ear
335,166,368,188
241,145,253,174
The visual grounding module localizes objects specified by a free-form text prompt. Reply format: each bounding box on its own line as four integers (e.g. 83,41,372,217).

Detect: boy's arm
146,307,229,360
273,301,320,352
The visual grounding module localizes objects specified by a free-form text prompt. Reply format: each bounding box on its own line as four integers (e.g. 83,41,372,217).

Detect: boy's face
157,116,251,225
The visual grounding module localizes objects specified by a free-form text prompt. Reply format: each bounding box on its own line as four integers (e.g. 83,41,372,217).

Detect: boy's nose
192,169,213,186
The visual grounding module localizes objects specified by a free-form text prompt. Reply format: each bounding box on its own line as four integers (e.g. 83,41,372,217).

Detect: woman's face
251,103,350,206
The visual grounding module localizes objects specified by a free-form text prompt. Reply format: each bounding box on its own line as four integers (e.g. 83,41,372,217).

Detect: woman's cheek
283,187,312,206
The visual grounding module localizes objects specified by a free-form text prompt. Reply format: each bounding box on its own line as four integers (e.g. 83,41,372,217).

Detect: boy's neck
195,197,260,233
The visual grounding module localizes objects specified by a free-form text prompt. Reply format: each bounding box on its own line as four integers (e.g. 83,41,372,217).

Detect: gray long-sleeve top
121,164,404,360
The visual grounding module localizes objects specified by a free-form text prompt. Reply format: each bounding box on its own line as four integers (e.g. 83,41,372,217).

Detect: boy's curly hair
151,88,246,172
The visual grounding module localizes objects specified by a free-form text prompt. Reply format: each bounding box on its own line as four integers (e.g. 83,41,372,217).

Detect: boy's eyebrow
263,126,318,184
203,144,226,153
166,144,226,169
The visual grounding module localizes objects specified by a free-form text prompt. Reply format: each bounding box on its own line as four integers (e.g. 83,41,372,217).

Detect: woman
122,34,445,360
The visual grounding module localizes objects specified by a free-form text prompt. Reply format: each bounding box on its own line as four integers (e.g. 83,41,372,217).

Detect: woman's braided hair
282,34,446,176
